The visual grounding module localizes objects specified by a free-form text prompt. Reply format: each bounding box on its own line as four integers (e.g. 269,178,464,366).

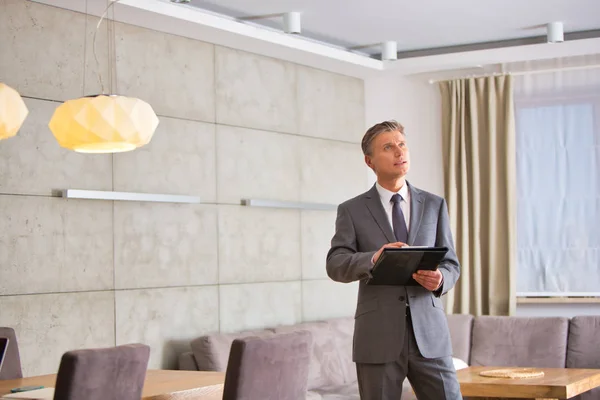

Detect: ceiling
32,0,600,78
188,0,600,56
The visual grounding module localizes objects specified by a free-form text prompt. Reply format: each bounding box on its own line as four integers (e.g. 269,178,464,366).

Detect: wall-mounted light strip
241,199,337,211
59,189,201,204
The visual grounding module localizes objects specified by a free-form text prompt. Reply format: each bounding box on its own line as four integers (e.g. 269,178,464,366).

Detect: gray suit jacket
326,183,460,364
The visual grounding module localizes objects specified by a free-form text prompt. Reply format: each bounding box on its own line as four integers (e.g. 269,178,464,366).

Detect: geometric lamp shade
48,94,159,153
0,82,29,140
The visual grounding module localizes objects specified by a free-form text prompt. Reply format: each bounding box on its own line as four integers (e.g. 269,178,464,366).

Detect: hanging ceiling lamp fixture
238,11,302,35
546,22,564,43
0,83,29,140
381,41,398,61
49,0,158,153
349,41,398,61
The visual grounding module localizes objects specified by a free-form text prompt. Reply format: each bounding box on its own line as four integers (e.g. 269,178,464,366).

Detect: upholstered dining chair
53,343,150,400
222,330,312,400
0,327,23,380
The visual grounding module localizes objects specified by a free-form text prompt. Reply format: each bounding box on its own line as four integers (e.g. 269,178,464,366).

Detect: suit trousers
356,309,463,400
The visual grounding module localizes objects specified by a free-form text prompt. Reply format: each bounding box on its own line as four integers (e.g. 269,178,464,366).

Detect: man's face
364,130,410,179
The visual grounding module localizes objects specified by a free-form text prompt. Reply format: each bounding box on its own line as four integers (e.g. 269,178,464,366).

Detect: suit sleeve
326,203,376,283
433,198,460,297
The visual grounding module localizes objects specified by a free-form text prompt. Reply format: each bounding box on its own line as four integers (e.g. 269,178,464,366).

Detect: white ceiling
33,0,600,78
189,0,600,54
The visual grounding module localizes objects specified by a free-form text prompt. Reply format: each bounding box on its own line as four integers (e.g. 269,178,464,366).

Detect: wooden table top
457,366,600,399
0,369,225,400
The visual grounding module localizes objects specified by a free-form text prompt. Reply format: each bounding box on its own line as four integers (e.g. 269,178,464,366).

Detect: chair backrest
470,316,569,367
567,316,600,400
0,327,22,380
222,330,312,400
446,314,474,364
53,343,150,400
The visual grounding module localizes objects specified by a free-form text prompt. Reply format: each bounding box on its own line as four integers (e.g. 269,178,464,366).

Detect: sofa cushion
306,391,323,400
566,316,600,400
178,351,199,370
470,316,569,367
190,329,274,371
327,317,356,384
567,316,600,368
453,357,469,370
446,314,473,364
273,321,348,390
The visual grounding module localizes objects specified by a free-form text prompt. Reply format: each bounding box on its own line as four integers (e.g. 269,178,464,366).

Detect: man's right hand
372,242,407,264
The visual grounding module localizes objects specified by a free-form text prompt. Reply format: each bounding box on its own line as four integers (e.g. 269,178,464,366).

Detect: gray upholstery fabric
305,391,323,400
326,318,356,384
446,314,473,364
183,314,600,399
0,327,22,380
191,329,274,371
178,351,199,371
470,316,569,367
307,380,415,400
567,316,600,400
53,343,150,400
273,321,349,390
222,330,312,400
308,383,360,400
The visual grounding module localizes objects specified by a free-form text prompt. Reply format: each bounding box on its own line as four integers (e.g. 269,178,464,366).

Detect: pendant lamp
48,0,158,153
49,94,158,153
0,83,29,140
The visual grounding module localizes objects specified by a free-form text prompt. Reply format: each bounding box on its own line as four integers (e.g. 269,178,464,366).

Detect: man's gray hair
361,120,405,155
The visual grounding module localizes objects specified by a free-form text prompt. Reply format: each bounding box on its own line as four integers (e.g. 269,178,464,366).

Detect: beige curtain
439,76,517,316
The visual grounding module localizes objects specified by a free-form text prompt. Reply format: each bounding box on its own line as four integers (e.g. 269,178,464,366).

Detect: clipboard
367,246,448,286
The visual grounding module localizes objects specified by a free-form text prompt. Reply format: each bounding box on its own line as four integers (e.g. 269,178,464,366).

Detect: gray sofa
179,315,600,400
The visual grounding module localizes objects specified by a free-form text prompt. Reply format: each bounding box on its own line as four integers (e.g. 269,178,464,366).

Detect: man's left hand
412,270,443,291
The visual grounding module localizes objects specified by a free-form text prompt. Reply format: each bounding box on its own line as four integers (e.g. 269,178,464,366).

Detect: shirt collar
376,181,409,204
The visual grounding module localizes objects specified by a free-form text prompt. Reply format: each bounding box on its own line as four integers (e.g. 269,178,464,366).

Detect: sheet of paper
1,388,55,400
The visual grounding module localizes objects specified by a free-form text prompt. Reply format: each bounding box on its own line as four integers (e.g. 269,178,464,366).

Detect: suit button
398,296,405,301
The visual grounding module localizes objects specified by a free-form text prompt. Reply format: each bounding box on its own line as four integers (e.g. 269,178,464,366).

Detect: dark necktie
391,193,408,243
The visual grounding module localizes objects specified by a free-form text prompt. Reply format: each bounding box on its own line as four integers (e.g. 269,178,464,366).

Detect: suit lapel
408,183,424,245
364,185,396,243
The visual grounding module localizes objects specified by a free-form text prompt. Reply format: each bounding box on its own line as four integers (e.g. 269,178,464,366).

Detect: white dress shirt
375,181,411,235
373,182,442,290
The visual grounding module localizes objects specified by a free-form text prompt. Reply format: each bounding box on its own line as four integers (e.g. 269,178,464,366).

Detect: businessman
326,120,462,399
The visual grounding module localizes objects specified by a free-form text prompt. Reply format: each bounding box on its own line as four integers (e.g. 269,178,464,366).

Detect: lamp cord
83,0,88,96
93,0,120,95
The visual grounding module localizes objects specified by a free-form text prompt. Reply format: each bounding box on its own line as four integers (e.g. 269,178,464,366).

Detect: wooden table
0,370,225,400
457,366,600,399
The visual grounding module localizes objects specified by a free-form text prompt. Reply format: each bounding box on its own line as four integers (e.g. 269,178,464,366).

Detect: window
515,94,600,295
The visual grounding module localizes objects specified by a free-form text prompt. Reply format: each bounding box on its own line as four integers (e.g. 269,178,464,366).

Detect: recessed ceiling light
170,0,191,3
